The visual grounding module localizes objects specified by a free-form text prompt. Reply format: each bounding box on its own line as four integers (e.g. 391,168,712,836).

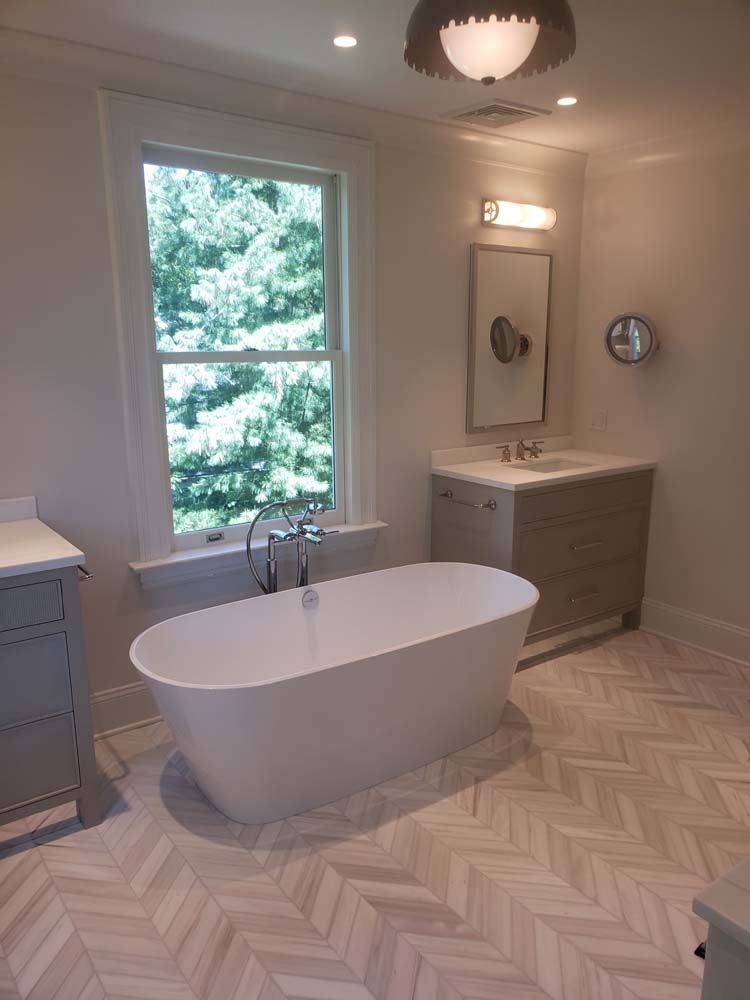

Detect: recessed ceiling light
557,96,578,106
333,35,358,48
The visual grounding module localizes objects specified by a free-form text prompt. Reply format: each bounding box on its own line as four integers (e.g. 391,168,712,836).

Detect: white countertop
432,446,656,492
0,497,84,578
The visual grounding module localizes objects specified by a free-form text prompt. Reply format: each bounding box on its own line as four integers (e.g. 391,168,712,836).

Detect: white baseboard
90,680,160,738
642,598,750,666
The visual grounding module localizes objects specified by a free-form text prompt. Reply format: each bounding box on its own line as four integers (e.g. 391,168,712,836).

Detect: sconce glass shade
405,0,576,85
482,198,557,230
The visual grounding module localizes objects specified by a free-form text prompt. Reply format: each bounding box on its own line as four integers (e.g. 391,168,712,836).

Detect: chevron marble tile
3,629,749,998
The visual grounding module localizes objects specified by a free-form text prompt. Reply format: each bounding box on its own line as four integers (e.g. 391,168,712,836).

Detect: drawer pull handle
569,540,604,552
568,590,600,605
439,489,497,512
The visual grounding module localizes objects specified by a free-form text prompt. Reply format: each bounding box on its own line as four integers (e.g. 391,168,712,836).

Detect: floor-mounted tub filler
130,562,539,824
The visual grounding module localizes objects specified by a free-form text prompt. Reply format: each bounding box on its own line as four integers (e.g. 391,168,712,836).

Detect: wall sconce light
482,198,557,231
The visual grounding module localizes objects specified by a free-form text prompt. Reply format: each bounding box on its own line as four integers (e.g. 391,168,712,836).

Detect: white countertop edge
130,521,388,589
432,448,656,492
0,553,84,579
0,517,85,579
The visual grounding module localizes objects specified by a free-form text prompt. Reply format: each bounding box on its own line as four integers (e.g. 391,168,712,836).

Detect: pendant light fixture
405,0,576,86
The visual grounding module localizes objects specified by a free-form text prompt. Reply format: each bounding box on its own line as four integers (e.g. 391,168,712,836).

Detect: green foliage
144,165,334,533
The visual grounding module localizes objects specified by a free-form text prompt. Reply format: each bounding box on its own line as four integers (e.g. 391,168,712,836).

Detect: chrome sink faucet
246,498,337,594
516,439,545,460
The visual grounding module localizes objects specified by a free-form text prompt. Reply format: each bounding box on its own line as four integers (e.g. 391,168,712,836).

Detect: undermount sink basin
514,459,594,474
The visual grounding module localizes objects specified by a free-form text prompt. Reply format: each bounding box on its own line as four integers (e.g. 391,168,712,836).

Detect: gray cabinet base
0,566,100,831
5,784,102,830
431,470,653,644
622,606,642,630
700,927,750,1000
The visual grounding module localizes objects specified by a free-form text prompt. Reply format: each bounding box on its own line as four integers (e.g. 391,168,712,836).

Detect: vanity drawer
530,558,642,634
519,474,651,525
0,714,80,813
0,633,72,731
519,508,644,581
0,579,63,633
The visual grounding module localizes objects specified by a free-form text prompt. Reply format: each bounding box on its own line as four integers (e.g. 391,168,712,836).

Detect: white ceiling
3,0,750,153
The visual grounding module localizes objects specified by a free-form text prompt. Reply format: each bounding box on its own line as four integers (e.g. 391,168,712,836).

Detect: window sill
129,521,388,590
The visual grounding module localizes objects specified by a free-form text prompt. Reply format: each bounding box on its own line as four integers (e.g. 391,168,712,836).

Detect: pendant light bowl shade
405,0,576,84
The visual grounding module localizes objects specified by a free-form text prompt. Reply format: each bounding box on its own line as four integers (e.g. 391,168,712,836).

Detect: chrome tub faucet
246,498,337,594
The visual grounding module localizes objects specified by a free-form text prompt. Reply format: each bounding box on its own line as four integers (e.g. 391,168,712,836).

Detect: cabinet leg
77,793,102,829
622,606,642,631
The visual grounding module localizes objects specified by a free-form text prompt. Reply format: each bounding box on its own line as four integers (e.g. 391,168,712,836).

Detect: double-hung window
143,150,343,547
100,93,376,579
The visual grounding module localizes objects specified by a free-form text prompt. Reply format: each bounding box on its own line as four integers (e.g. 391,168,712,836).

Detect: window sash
159,351,346,551
145,150,340,354
145,155,343,546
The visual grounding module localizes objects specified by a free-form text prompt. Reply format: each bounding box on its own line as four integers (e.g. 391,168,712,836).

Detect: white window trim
98,91,378,580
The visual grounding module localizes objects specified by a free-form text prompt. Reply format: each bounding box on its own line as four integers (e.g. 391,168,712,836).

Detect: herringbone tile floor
3,628,749,999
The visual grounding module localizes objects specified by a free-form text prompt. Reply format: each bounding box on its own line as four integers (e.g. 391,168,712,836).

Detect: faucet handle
296,501,326,528
299,523,338,546
530,440,545,458
497,443,512,463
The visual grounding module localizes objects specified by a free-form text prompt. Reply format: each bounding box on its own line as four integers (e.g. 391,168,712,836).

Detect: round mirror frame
604,312,659,367
490,315,518,364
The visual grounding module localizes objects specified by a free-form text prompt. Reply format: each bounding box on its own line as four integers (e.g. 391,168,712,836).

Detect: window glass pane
163,361,335,533
144,164,326,352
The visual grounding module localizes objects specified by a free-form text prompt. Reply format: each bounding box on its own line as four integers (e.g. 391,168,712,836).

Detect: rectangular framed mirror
467,244,552,432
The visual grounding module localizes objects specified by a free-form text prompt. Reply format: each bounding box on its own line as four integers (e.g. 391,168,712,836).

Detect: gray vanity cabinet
0,566,100,827
431,470,653,640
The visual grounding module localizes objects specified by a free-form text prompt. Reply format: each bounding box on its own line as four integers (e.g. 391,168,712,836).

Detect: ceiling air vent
443,99,551,131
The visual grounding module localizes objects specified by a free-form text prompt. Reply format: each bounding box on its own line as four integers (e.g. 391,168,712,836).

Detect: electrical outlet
590,409,608,431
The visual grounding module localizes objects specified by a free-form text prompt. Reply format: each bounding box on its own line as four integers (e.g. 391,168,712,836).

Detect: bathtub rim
129,561,539,693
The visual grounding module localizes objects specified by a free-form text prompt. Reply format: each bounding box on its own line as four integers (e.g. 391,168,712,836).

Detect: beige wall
572,134,750,651
0,36,585,729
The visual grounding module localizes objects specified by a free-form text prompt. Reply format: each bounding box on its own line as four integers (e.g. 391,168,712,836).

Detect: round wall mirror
604,313,659,366
490,316,533,364
490,315,517,364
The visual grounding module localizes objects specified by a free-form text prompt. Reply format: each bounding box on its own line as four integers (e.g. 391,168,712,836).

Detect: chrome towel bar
438,489,497,511
77,565,94,581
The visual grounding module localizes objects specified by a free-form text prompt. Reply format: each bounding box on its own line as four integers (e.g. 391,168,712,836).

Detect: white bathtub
130,562,538,824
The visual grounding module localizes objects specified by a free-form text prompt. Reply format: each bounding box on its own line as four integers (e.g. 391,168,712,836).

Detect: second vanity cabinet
0,505,101,830
0,566,101,827
431,469,653,639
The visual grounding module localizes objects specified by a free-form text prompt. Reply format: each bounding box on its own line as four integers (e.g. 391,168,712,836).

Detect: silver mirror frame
604,312,660,367
467,243,552,433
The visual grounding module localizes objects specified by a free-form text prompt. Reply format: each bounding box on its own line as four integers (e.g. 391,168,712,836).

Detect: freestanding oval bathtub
130,562,538,824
